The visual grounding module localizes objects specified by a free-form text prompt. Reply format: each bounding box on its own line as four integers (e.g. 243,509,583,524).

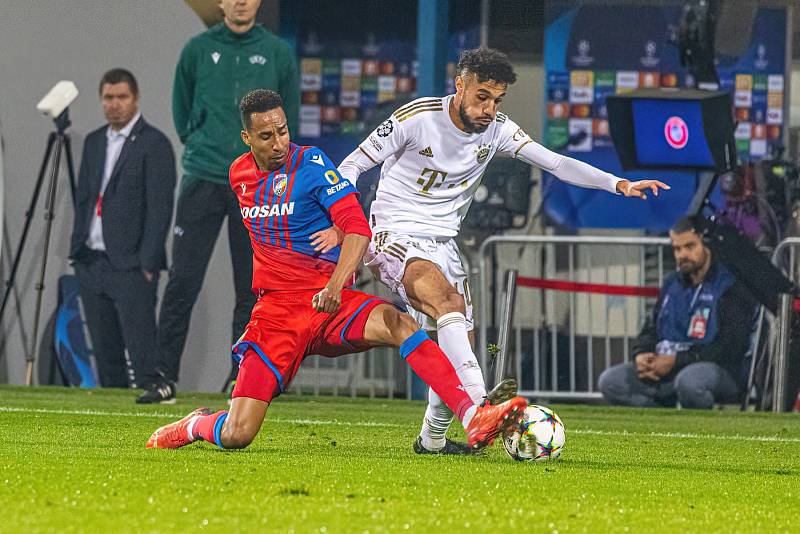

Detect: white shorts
364,229,473,331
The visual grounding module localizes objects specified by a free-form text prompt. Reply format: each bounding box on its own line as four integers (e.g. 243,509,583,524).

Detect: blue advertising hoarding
543,3,788,230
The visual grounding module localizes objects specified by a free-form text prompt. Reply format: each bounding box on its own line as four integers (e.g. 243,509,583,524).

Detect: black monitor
462,157,532,232
606,88,736,172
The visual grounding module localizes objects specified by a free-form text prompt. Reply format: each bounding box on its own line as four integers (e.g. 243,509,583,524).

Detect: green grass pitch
2,386,799,532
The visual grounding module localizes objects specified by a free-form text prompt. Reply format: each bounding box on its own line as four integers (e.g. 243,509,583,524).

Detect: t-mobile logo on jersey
241,202,295,219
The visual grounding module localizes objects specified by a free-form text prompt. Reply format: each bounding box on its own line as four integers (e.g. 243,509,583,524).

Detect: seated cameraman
598,217,757,409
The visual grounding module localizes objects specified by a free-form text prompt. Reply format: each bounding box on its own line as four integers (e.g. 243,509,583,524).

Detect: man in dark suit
70,68,176,390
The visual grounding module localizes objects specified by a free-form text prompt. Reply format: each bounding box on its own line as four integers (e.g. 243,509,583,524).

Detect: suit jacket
70,116,176,272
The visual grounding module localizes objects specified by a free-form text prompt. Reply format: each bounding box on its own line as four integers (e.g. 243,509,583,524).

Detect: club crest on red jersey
273,174,288,196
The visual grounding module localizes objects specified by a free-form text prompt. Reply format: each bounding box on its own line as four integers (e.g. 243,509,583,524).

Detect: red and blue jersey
230,143,358,291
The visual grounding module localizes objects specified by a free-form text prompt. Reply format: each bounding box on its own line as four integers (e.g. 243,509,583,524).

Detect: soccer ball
503,404,565,461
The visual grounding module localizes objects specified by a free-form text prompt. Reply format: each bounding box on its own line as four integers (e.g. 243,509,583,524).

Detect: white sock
417,313,488,447
461,405,477,428
419,388,452,451
437,312,487,404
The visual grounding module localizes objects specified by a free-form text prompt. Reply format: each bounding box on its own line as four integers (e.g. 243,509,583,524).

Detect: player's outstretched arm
614,179,671,200
515,138,670,198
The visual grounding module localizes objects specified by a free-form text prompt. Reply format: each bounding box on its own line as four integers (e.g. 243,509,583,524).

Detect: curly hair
240,89,283,129
456,47,517,85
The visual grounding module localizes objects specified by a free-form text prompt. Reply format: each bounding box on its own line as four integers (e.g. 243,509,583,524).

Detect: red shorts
230,288,388,401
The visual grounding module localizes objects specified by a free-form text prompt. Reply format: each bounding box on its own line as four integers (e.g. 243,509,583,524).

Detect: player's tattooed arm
310,226,345,254
312,233,369,313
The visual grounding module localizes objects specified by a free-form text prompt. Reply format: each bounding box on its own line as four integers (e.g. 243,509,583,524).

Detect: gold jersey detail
394,98,442,117
396,106,443,122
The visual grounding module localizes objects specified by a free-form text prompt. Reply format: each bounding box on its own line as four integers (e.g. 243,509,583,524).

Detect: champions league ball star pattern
503,405,566,462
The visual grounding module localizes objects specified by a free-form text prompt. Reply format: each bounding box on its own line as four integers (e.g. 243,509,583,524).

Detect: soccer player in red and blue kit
147,89,527,452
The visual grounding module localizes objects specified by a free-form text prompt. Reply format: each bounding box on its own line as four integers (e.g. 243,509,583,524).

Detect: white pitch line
3,406,800,444
570,428,800,444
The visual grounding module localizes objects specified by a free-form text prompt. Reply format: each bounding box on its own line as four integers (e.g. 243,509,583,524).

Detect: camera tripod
0,109,76,385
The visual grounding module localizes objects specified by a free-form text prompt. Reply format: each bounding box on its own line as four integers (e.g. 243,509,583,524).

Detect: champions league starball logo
640,40,660,68
754,44,768,70
664,116,689,149
376,119,394,137
571,39,594,67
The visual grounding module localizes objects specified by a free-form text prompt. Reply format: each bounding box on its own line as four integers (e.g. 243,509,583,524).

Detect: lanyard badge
688,308,710,339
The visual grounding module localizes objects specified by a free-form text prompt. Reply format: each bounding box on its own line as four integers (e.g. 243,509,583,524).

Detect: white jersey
357,95,534,238
343,95,621,239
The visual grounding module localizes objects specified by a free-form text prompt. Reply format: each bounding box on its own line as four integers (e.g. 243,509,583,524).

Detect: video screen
631,99,716,168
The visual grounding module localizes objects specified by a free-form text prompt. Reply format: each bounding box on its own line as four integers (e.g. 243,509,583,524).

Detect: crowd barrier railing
478,235,672,401
765,237,800,412
288,233,798,410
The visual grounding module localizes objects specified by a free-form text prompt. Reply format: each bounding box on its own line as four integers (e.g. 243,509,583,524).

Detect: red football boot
466,396,527,451
146,407,213,449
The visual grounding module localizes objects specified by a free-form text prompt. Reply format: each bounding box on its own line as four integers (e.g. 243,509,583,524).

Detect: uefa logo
664,116,689,149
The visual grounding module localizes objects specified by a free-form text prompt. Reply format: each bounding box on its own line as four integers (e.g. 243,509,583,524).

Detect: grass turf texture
1,386,799,532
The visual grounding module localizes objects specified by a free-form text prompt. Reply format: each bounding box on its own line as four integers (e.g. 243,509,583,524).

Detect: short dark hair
240,89,283,129
671,216,700,234
99,68,138,96
456,47,517,86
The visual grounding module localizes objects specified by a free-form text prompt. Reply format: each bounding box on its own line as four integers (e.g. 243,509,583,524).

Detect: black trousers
155,180,256,383
75,252,159,388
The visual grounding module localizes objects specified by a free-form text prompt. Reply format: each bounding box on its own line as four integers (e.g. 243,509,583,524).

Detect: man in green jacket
138,0,299,403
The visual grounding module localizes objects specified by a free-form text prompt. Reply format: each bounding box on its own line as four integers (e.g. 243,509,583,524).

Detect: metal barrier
766,237,800,412
286,235,675,403
289,252,480,401
478,235,672,401
271,233,796,409
290,347,399,399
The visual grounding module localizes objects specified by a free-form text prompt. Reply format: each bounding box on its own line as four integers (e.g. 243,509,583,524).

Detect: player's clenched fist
312,285,342,313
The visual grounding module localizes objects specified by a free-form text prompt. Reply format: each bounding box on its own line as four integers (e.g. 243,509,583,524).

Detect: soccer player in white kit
337,48,669,454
